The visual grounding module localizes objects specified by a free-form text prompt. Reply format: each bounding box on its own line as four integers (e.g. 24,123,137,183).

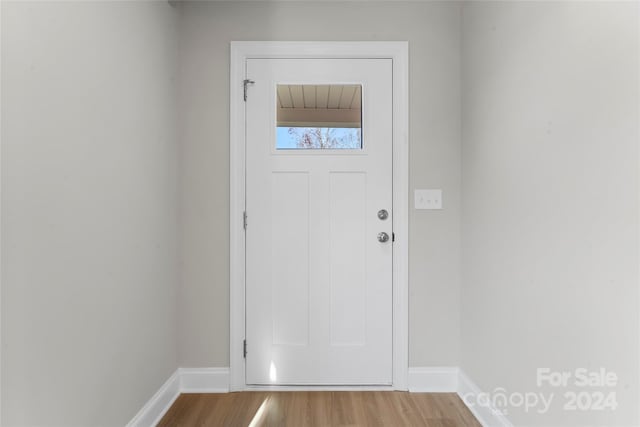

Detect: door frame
229,41,409,391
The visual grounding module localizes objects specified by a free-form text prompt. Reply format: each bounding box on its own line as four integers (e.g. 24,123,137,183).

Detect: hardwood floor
157,391,481,426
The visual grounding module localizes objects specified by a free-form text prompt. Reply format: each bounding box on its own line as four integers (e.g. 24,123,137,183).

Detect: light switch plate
415,189,442,210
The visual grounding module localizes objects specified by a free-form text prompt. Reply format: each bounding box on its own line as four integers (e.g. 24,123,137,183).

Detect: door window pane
276,84,362,150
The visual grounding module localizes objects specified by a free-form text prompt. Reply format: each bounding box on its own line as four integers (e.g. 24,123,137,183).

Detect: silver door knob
377,232,389,243
377,209,389,220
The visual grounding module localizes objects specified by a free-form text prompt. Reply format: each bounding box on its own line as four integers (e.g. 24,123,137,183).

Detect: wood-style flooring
157,391,481,426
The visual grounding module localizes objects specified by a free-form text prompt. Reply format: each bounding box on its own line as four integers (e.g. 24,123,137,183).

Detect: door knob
377,232,390,243
377,209,389,220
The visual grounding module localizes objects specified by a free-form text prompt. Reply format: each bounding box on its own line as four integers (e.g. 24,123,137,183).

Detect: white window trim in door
229,41,409,391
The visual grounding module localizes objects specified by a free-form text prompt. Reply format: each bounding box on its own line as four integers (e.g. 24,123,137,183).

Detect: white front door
245,58,393,385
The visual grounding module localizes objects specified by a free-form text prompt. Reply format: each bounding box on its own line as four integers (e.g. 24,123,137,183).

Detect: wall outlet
415,189,442,210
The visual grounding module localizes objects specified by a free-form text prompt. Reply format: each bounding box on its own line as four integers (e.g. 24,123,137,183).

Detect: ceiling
277,84,362,110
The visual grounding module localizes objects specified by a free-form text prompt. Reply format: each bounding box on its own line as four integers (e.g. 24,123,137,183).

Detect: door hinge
243,79,255,102
243,339,247,358
243,211,248,230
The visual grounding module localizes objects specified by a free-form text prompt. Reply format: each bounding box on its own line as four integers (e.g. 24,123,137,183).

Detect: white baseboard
457,370,513,427
126,370,180,427
408,367,459,392
128,366,511,427
127,367,229,427
179,367,230,393
407,367,512,427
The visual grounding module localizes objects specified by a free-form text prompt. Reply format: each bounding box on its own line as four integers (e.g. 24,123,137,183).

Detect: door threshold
242,385,396,392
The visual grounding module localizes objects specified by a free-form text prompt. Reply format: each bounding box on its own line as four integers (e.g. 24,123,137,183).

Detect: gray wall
177,1,462,368
1,2,179,425
461,2,639,425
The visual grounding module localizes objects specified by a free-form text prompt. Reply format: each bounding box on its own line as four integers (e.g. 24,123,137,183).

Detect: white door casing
246,58,392,385
230,42,409,391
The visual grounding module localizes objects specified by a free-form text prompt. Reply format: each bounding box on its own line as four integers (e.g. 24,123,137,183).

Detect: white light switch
415,189,442,210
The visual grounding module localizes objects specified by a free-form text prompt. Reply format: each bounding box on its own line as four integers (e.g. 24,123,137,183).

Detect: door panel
245,58,392,385
329,172,367,346
271,172,309,346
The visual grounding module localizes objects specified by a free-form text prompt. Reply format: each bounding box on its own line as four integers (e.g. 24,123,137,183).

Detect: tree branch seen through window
286,127,361,149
